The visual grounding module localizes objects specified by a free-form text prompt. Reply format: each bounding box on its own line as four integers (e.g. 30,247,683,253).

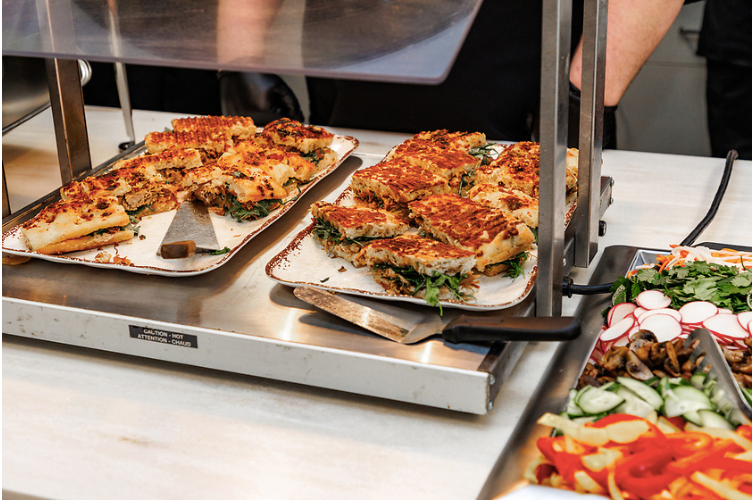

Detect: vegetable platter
478,245,752,500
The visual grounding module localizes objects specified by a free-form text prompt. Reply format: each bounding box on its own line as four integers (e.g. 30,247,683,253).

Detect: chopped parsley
320,277,330,283
610,260,752,313
210,247,231,255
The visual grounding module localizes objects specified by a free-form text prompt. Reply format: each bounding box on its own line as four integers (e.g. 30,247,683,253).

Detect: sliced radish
607,302,637,327
718,308,733,314
638,314,682,342
703,314,750,339
638,308,682,324
612,335,630,348
600,316,635,342
678,301,718,324
635,290,672,310
738,311,752,332
633,307,648,319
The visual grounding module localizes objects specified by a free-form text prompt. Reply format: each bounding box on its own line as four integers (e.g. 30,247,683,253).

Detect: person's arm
569,0,685,106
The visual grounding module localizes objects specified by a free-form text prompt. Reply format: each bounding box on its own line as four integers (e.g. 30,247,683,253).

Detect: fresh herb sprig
311,218,384,247
226,196,281,222
501,252,530,280
611,260,752,312
468,143,498,165
374,264,474,313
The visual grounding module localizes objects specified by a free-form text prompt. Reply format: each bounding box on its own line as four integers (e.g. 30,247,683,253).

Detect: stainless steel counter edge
5,291,514,415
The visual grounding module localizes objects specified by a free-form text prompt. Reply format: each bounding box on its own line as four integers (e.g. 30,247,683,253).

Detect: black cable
679,149,738,247
562,277,613,298
561,149,738,296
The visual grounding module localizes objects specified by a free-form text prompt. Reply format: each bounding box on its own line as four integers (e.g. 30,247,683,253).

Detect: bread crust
22,195,131,252
408,194,535,273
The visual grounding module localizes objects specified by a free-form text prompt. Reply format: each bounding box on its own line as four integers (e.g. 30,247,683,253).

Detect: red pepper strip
665,431,714,457
615,448,680,498
698,457,752,474
534,463,557,484
536,437,585,484
736,424,752,441
665,416,687,430
588,413,644,427
667,439,743,473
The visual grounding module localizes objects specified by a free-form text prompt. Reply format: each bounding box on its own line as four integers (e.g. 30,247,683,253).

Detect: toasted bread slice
387,139,478,186
223,146,317,186
22,195,134,254
408,194,535,275
145,131,227,160
475,142,579,199
114,149,202,172
466,183,539,228
350,159,450,206
310,201,409,266
475,141,540,197
260,118,334,153
412,129,487,151
60,164,161,202
113,149,202,185
362,234,478,300
184,160,288,221
171,115,257,140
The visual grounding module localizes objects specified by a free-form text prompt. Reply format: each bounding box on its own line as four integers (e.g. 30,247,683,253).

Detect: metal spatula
159,201,221,259
293,286,581,344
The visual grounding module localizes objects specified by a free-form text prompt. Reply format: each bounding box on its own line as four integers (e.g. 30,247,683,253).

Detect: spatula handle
441,315,581,343
160,240,197,259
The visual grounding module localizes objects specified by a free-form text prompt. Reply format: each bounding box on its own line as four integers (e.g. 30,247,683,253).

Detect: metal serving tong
293,286,581,344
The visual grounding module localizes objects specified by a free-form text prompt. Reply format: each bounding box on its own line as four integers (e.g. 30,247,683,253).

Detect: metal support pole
574,0,607,267
2,166,11,218
537,0,572,316
45,58,92,185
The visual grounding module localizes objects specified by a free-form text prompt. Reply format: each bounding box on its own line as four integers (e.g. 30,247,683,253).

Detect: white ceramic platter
2,135,358,276
265,165,575,311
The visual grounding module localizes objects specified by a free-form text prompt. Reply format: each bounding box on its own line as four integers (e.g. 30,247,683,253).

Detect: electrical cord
561,149,739,296
679,149,738,247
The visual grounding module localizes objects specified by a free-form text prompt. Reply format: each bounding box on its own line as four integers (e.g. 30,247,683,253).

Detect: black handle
441,315,581,343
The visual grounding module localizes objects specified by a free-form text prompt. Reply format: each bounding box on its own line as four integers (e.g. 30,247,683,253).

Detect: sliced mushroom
650,343,668,366
626,351,654,381
664,341,681,377
599,347,629,375
724,349,745,364
631,330,658,343
737,361,752,375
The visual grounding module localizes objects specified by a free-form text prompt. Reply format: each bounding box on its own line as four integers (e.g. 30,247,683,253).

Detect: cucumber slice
616,377,663,410
658,377,671,398
682,410,704,426
614,386,656,418
577,386,625,415
663,386,713,418
566,389,584,417
743,387,752,406
698,409,735,430
599,381,617,392
571,415,599,425
690,373,707,390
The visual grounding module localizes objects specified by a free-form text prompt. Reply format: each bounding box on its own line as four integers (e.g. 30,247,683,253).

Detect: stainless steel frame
477,245,642,499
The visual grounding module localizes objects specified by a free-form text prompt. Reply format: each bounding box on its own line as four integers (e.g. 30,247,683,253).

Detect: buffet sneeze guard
2,0,609,413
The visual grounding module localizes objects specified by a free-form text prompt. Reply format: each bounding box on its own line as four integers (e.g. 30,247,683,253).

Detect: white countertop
3,107,751,500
